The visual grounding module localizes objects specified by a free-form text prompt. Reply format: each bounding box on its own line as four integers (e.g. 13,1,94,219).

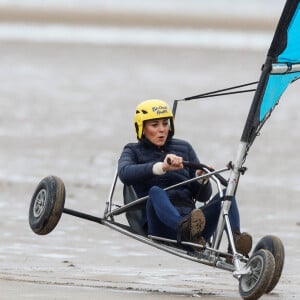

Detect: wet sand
0,1,280,31
0,5,300,299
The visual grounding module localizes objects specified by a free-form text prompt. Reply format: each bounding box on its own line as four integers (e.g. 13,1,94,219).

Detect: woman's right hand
163,154,184,172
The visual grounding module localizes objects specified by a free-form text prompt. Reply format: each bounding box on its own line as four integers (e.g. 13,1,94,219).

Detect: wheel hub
33,189,47,218
240,255,263,292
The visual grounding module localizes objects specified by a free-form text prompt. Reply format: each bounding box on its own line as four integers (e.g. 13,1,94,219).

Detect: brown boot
226,231,252,264
234,231,252,256
178,209,206,243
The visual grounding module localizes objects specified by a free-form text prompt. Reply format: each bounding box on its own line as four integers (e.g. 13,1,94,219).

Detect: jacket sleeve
118,144,155,185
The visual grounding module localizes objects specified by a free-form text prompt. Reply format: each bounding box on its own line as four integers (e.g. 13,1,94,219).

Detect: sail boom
271,63,300,74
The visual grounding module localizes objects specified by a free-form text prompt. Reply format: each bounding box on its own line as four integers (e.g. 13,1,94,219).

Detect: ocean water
0,23,273,50
0,0,285,16
0,0,287,50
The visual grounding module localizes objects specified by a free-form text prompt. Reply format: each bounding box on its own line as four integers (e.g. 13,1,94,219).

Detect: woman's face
143,118,170,147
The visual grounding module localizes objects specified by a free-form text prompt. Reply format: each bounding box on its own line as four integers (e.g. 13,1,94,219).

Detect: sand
0,5,299,299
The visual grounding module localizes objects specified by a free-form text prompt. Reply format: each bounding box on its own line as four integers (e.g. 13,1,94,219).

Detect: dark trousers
146,186,240,241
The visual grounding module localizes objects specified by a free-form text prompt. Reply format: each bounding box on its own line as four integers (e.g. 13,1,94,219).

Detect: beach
0,1,299,299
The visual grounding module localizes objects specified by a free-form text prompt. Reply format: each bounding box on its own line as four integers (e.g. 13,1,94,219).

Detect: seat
123,184,147,236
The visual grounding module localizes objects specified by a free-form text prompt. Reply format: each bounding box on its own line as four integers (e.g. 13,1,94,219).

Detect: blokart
29,1,300,299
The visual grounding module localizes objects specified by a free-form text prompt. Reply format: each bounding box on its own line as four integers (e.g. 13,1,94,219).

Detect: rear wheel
29,176,65,235
239,249,275,300
253,235,285,293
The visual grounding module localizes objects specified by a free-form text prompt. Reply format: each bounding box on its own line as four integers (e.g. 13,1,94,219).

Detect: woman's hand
162,154,184,172
196,169,209,184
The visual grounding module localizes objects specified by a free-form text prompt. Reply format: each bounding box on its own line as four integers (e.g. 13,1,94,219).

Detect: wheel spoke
33,189,47,218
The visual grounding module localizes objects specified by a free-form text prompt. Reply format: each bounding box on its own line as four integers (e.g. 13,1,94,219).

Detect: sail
241,0,300,144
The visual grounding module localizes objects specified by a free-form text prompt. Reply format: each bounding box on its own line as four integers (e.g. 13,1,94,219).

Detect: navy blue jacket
118,137,212,208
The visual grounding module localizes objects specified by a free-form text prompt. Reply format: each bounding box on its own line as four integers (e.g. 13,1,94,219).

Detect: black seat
123,185,146,236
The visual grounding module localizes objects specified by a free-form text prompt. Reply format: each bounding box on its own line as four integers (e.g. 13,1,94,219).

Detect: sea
0,0,286,50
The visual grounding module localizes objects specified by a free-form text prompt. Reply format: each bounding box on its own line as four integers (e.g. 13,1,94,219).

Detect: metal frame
97,163,251,278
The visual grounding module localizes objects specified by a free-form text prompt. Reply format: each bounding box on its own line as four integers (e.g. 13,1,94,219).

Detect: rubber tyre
29,176,65,235
239,249,275,300
253,235,285,293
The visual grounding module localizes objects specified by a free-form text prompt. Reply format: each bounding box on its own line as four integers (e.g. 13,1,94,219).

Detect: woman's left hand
196,169,209,184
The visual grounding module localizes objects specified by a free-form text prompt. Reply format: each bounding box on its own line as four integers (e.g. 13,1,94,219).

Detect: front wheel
253,235,285,293
239,249,275,300
29,176,65,235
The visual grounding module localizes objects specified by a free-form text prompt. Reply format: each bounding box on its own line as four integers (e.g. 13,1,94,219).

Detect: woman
118,99,252,254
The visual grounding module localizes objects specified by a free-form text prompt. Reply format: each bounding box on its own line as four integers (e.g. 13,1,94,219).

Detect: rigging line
182,81,258,101
190,89,257,99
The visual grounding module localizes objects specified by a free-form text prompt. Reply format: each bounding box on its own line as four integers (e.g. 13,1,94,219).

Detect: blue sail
278,4,300,63
259,72,300,121
259,1,300,122
242,0,300,143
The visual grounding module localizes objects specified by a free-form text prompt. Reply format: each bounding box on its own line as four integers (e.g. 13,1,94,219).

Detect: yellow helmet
134,99,174,140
